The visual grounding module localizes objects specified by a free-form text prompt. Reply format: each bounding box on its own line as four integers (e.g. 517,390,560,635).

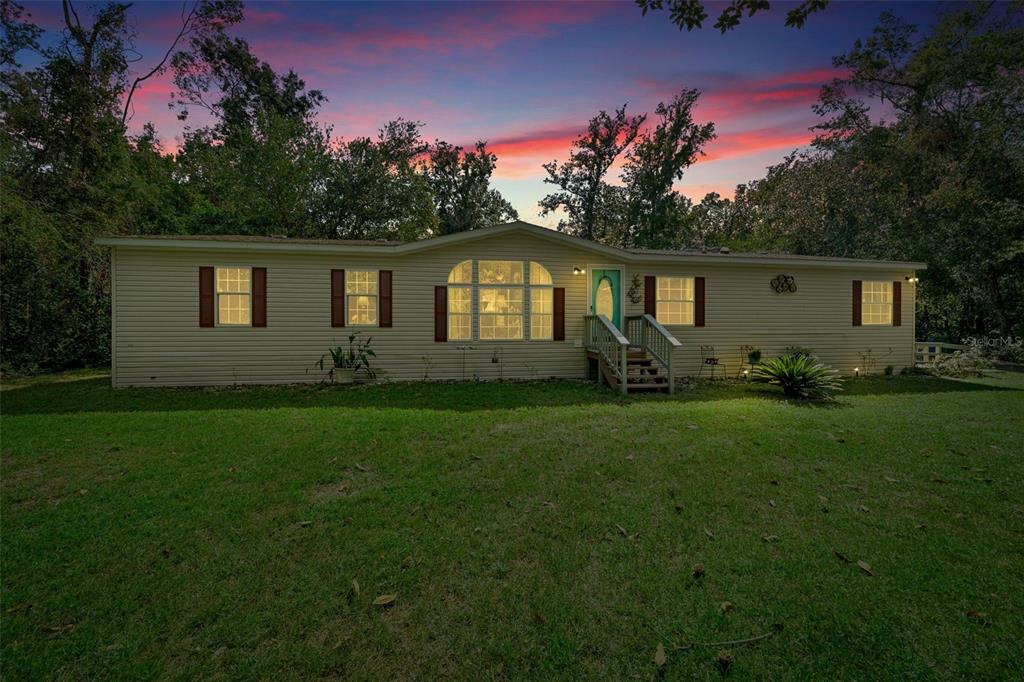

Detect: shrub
753,354,844,400
932,344,990,377
884,365,894,376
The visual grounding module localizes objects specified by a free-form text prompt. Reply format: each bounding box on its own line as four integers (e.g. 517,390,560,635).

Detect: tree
121,0,242,125
714,3,1024,339
424,141,517,235
539,105,646,242
0,0,247,370
622,89,715,249
324,119,439,241
636,0,828,33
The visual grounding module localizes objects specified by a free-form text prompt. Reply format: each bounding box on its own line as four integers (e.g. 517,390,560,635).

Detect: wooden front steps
587,349,671,394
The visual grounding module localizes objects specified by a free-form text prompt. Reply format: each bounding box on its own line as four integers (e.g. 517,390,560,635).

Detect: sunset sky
25,0,939,225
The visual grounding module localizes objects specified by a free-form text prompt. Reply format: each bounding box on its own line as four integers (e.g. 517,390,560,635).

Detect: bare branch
121,1,199,126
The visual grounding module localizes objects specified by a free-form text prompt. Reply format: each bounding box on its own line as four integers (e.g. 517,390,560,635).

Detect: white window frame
215,266,252,327
446,260,559,342
447,260,473,341
477,260,525,342
655,276,695,326
346,270,379,327
529,261,553,341
861,280,893,325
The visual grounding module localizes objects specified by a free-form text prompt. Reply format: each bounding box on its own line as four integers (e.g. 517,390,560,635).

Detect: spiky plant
753,354,843,400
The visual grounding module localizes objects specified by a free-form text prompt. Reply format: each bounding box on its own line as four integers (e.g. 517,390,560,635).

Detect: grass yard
2,371,1023,680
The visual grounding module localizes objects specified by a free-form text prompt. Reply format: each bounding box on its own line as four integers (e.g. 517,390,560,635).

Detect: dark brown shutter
379,270,393,327
199,266,214,327
644,276,656,316
892,280,902,327
852,280,862,326
553,287,565,341
331,269,345,327
252,267,267,327
434,286,447,342
694,276,706,327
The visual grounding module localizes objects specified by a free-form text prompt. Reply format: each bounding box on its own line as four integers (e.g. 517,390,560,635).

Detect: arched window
447,261,472,340
445,260,552,341
529,262,553,340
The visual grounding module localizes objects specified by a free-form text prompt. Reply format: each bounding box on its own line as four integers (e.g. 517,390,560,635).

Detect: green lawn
2,371,1023,680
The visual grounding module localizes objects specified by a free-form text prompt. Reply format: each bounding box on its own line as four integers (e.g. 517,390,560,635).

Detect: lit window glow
656,276,694,325
346,271,378,325
448,260,472,284
479,260,523,285
216,267,251,325
531,287,553,340
448,286,472,341
529,262,553,340
446,260,554,341
479,287,524,340
862,281,892,325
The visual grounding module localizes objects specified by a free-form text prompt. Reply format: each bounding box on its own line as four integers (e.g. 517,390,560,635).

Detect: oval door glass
595,277,614,320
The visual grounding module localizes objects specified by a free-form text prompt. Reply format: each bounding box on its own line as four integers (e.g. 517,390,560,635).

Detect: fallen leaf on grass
704,528,715,540
719,601,735,613
857,560,873,576
762,534,778,543
687,423,699,430
692,563,705,578
653,642,666,666
834,550,852,564
212,646,226,659
350,579,360,597
884,476,898,483
768,499,776,508
373,594,397,607
298,520,312,528
716,650,733,676
355,463,369,472
859,505,870,513
5,603,31,614
616,524,628,537
966,610,988,620
401,556,413,569
533,612,546,625
819,496,830,513
42,623,75,636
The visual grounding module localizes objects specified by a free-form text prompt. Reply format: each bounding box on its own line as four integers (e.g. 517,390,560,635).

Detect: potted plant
319,333,376,384
747,348,762,365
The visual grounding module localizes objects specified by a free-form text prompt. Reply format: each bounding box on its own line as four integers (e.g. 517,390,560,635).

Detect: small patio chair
698,345,726,379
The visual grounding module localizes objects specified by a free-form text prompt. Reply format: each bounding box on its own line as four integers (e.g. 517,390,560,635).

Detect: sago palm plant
753,354,843,400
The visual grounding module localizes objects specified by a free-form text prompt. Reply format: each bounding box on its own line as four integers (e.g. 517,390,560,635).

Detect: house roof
96,220,926,271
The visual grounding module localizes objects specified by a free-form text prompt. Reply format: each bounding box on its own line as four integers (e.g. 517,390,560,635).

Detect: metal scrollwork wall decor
770,274,797,293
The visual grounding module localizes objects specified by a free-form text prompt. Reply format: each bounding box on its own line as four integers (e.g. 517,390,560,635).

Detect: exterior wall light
905,276,919,283
854,367,860,377
573,267,586,275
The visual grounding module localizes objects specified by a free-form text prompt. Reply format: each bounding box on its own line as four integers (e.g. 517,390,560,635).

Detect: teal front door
590,268,622,329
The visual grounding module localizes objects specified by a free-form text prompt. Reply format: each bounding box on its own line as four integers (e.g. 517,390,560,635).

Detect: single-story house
97,221,925,391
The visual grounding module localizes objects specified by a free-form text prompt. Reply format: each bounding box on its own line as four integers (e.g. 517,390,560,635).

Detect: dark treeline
1,1,1021,372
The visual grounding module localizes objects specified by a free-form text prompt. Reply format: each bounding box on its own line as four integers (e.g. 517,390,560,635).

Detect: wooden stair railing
584,314,630,394
585,314,679,394
625,314,683,395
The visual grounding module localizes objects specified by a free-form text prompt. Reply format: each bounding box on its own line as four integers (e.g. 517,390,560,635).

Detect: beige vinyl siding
625,264,916,376
109,230,917,387
111,232,595,386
